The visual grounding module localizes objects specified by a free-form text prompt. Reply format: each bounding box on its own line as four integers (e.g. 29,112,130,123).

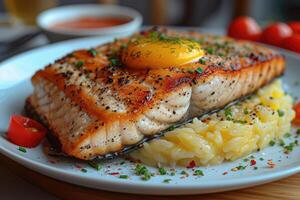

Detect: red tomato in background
282,34,300,54
288,21,300,34
227,16,261,41
261,22,292,46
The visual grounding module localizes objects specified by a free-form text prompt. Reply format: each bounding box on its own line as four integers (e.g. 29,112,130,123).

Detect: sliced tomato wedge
7,115,47,148
293,102,300,126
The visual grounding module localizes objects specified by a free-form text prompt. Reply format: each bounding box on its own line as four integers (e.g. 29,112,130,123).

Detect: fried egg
121,34,204,69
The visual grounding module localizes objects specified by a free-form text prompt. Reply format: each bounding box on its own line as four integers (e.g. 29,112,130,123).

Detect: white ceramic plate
0,36,300,195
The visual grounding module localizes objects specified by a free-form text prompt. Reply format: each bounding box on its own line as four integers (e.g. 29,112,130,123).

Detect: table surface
1,25,299,200
1,153,300,200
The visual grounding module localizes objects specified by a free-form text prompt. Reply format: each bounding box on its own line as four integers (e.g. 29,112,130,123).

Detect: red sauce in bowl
51,16,131,30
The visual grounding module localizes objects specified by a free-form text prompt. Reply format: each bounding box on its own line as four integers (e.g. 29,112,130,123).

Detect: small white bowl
37,4,142,42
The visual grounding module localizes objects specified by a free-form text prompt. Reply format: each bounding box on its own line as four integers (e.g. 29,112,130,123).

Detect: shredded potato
130,80,295,167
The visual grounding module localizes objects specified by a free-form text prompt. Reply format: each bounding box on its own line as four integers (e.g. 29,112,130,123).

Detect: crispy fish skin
26,29,285,160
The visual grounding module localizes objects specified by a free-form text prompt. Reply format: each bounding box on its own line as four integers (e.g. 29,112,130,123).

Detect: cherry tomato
293,102,300,126
282,34,300,54
7,115,47,148
261,22,292,46
227,16,261,41
288,21,300,34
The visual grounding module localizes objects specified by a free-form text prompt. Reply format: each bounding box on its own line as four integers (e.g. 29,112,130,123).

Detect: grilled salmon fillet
26,28,285,160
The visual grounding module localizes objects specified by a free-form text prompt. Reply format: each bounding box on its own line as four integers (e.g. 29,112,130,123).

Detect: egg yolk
121,36,204,69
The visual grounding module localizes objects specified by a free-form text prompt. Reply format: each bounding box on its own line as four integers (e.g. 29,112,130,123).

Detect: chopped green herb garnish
81,168,87,173
243,158,249,162
163,179,171,183
224,108,233,118
109,57,120,66
199,58,206,64
254,166,258,170
284,133,291,138
180,170,188,175
135,164,148,175
297,129,300,135
259,157,264,161
88,48,97,57
150,31,159,39
135,164,152,181
119,161,125,165
236,165,246,170
218,52,224,57
75,60,84,68
147,31,183,45
277,110,285,117
88,161,101,171
206,47,214,54
243,108,249,114
249,155,255,159
141,173,151,181
195,67,203,74
119,175,129,179
18,147,26,153
284,143,295,153
159,33,168,40
279,139,285,146
269,140,276,146
158,167,167,175
170,172,175,176
193,169,204,176
233,120,247,124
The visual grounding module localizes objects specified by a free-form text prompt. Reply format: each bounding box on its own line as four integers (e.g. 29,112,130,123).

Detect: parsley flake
18,147,27,153
109,57,121,67
199,58,206,64
88,161,102,171
243,108,249,114
158,167,167,175
277,110,285,117
75,60,84,68
88,48,97,57
170,172,175,176
206,47,214,54
135,164,152,181
193,170,204,176
119,175,129,179
269,140,275,146
279,139,285,146
81,168,87,173
284,133,291,138
196,67,203,74
180,170,188,175
224,107,233,118
163,179,171,183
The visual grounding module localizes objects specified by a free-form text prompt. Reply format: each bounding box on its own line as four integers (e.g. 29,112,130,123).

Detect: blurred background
1,0,299,27
0,0,299,60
